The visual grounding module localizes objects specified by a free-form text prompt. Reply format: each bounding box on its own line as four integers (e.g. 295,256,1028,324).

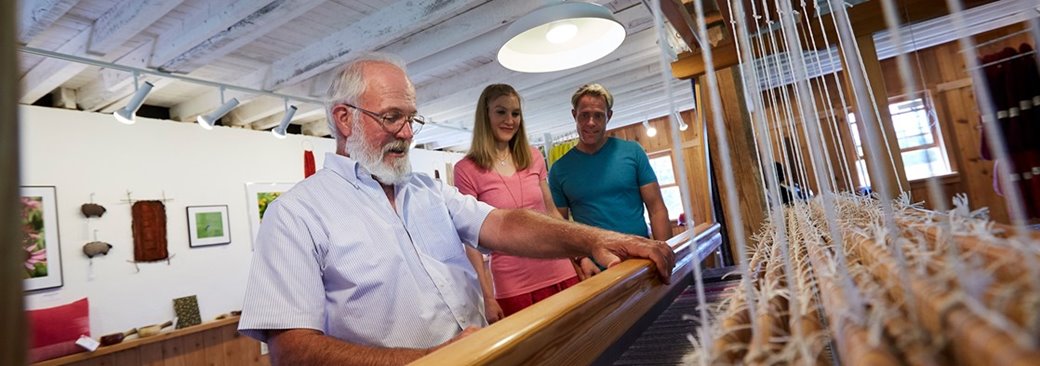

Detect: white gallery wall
19,105,464,336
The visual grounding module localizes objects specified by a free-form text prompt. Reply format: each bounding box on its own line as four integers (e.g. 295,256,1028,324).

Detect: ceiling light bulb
646,126,657,137
545,22,578,44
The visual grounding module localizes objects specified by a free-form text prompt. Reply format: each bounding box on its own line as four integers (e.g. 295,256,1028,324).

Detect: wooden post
2,0,27,364
700,66,768,257
839,35,910,197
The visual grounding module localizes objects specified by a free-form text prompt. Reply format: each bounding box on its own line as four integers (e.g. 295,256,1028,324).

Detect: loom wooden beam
699,66,768,263
668,0,1000,80
413,224,722,365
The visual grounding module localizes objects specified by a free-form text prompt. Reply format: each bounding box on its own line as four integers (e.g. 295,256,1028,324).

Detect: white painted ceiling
17,0,696,151
16,0,1034,150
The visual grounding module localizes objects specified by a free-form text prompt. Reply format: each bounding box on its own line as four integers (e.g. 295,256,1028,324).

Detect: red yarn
304,150,316,178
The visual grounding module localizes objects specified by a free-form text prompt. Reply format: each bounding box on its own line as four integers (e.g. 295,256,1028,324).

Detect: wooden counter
33,316,268,366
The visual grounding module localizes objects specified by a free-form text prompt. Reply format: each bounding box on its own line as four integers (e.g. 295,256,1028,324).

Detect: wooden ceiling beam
19,0,181,104
416,6,656,119
76,39,154,111
18,0,80,44
152,0,324,73
171,0,517,124
380,0,561,71
262,0,487,91
87,0,183,56
668,0,1000,80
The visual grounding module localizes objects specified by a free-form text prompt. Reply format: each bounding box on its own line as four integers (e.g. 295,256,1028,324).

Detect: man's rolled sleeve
439,181,494,253
238,199,327,342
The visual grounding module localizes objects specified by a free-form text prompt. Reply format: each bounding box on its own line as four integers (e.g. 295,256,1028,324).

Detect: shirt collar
323,152,415,188
324,152,367,185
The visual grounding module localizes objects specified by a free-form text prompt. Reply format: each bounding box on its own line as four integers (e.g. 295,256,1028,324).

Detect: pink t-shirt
453,146,577,298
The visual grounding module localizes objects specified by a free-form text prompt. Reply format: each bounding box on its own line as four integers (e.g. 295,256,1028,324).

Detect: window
847,95,952,187
647,152,683,221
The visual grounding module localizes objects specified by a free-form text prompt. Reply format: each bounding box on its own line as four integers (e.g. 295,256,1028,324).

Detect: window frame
847,90,954,184
647,149,683,221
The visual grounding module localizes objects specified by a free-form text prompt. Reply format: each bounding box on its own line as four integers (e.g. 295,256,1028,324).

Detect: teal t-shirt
548,137,658,238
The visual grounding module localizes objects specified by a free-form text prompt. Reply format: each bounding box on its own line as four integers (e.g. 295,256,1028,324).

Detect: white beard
345,122,412,185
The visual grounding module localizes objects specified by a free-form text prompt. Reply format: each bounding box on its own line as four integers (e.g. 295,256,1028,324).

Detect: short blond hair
570,83,613,111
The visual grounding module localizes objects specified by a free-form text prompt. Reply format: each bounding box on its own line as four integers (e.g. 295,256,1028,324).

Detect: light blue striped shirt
239,153,494,348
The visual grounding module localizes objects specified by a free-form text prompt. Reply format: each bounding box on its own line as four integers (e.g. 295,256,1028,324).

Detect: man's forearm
479,208,677,283
269,329,428,366
480,209,605,258
648,210,672,241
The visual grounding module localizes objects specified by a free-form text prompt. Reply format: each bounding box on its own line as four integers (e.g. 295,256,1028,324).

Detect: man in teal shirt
549,84,671,277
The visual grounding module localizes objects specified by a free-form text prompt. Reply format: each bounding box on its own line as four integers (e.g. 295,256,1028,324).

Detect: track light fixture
21,46,325,134
675,111,689,131
197,87,239,130
112,72,153,125
272,99,297,139
643,120,657,137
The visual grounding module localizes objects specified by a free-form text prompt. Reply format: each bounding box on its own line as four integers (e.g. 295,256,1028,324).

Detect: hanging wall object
186,205,231,247
82,241,112,258
245,183,294,249
172,295,202,329
20,186,64,291
80,203,106,218
131,200,169,262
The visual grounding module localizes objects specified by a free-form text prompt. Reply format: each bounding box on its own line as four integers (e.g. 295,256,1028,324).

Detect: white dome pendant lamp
498,1,626,73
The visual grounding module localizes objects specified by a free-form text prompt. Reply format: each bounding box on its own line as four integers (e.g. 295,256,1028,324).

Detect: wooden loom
668,0,1040,363
416,0,1040,364
414,223,723,365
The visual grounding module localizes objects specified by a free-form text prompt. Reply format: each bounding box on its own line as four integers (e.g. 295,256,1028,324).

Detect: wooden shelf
33,316,243,366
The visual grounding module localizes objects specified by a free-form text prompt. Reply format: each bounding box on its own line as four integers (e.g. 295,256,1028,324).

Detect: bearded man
238,53,675,365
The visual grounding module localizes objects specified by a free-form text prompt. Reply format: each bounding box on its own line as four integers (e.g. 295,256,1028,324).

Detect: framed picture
20,186,63,292
245,183,295,248
185,205,231,247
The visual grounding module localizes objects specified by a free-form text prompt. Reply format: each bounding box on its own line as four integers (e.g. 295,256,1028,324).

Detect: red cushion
26,298,90,362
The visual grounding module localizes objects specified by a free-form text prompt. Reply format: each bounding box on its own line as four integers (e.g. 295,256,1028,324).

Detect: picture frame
20,186,63,292
245,183,295,248
185,205,231,247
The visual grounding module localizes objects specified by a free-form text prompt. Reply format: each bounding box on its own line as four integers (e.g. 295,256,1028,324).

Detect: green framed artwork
245,182,294,248
186,205,231,247
21,186,63,291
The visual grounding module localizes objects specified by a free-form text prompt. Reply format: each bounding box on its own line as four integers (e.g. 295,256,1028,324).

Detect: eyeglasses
343,103,425,135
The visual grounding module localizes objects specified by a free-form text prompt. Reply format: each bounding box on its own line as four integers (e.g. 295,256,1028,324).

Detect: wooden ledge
33,316,242,366
412,223,722,365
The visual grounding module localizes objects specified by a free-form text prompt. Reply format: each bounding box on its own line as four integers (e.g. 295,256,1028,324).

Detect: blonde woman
454,84,580,323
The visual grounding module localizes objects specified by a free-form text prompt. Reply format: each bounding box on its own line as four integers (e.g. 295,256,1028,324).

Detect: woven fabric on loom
612,272,742,365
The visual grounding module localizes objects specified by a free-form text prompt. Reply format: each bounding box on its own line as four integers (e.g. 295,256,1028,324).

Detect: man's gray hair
325,53,408,140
